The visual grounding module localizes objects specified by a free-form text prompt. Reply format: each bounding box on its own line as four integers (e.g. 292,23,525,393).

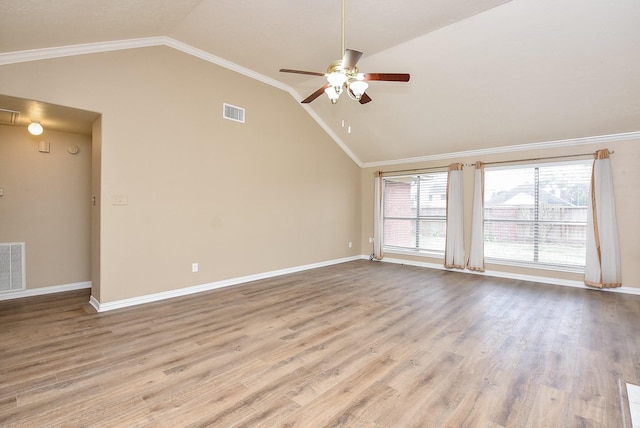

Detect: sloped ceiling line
1,37,638,169
0,37,165,66
0,36,364,167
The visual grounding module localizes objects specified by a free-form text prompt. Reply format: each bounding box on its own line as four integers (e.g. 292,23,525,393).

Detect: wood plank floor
1,260,638,427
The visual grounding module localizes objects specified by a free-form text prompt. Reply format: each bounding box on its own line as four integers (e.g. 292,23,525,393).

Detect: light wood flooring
1,260,639,427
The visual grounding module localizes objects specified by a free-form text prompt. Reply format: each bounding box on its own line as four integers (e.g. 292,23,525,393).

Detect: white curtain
373,171,384,260
467,162,485,272
445,163,465,269
585,149,621,288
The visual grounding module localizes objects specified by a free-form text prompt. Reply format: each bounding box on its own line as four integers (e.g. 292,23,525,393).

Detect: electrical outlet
369,237,374,243
192,262,198,273
348,242,352,248
111,195,128,205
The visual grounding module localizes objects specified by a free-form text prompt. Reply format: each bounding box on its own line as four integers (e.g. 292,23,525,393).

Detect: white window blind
484,160,591,268
382,172,448,254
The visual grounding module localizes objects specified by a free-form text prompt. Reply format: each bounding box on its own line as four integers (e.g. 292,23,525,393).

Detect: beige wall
0,46,362,303
1,44,637,302
361,140,640,288
0,125,92,288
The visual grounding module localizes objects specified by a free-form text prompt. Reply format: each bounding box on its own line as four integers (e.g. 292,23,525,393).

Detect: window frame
381,172,448,257
483,159,591,273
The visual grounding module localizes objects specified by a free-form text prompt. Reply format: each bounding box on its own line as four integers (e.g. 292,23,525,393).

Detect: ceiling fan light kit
349,80,369,100
324,86,340,104
279,0,410,105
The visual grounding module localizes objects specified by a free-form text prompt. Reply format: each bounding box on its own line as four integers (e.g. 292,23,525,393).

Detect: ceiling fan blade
301,84,329,103
280,69,325,77
359,93,372,104
342,49,363,71
363,73,411,82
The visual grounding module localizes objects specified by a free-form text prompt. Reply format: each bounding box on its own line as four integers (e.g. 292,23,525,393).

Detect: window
484,160,591,269
382,172,448,254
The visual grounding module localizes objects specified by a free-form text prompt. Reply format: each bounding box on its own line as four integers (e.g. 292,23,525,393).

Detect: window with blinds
382,172,448,254
484,160,592,269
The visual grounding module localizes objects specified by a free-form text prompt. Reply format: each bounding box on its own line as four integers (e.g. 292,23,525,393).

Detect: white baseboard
7,255,638,309
0,281,91,301
90,256,362,312
371,255,640,295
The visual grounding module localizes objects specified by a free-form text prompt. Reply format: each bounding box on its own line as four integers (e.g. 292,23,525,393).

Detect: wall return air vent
0,108,19,126
0,242,25,293
223,103,245,123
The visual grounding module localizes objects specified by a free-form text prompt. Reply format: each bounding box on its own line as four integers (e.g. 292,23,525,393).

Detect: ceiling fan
279,0,410,105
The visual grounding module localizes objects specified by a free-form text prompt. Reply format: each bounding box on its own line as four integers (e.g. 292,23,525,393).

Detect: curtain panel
467,162,485,271
445,163,465,269
585,149,621,288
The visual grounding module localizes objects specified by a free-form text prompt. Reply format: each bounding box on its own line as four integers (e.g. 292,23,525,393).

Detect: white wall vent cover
223,103,245,123
0,242,25,293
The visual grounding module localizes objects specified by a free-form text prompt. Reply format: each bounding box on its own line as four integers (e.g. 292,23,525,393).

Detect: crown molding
0,37,166,66
161,39,363,166
0,36,363,167
0,36,291,92
6,37,633,170
298,104,363,167
361,131,640,169
163,39,362,165
161,37,290,93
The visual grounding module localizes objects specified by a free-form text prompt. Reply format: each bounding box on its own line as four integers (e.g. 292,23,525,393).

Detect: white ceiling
1,0,639,164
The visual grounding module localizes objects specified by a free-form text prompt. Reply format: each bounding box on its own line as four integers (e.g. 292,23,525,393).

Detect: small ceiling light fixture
28,121,43,135
324,86,340,104
348,80,369,101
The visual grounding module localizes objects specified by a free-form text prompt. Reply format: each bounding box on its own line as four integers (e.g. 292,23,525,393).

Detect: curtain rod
379,164,451,176
379,150,614,175
463,150,614,167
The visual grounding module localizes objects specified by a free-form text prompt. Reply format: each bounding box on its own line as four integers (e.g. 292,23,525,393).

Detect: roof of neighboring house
485,184,575,208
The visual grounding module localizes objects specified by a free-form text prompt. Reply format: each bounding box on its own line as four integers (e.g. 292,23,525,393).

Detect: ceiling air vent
0,108,19,125
223,103,245,123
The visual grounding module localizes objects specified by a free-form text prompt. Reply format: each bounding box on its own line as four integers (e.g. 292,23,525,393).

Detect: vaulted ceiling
1,0,639,165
